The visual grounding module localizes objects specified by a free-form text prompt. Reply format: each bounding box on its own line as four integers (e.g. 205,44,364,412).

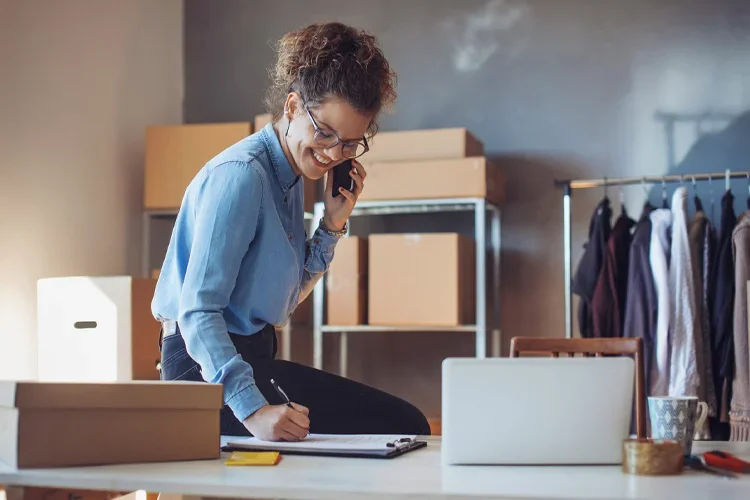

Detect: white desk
1,438,749,500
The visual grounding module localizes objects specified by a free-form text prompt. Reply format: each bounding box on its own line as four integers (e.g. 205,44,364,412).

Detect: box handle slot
73,321,98,329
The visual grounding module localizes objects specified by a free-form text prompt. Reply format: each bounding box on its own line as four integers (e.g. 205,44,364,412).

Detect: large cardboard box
363,128,483,162
368,233,475,326
0,381,222,468
303,177,320,214
144,122,252,209
359,157,504,205
290,294,312,325
37,277,161,382
5,487,129,500
326,237,368,325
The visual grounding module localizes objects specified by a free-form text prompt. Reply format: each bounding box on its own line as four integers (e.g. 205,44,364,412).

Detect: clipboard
222,434,428,459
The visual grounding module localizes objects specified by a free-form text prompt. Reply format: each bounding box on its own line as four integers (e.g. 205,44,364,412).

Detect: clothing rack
554,170,750,339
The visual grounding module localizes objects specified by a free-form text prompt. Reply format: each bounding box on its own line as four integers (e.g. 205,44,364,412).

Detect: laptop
441,356,634,465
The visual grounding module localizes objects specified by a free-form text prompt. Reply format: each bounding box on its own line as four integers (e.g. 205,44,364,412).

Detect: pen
270,378,294,409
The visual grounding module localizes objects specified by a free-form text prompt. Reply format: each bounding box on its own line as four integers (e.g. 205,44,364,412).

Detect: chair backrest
509,336,647,439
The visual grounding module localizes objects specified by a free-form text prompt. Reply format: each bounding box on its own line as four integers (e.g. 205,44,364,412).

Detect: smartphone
332,159,354,197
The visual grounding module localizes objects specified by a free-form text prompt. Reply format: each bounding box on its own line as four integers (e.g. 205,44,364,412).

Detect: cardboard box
144,122,252,209
37,277,161,382
359,157,504,205
362,128,483,162
290,294,312,325
0,381,222,468
5,487,129,500
326,237,368,325
303,177,320,214
368,233,475,326
254,113,272,131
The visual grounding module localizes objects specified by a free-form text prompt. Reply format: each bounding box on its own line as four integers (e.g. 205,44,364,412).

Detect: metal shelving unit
141,208,315,361
311,197,502,376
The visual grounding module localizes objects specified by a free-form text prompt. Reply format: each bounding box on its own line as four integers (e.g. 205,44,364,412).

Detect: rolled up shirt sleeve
177,161,269,422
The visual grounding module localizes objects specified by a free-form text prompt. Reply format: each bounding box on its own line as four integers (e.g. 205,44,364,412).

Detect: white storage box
37,276,161,382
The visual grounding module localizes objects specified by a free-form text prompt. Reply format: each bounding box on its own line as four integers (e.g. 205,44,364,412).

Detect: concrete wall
0,0,183,379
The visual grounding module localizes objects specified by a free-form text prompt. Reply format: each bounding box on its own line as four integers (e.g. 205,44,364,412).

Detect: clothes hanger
692,176,704,212
641,177,655,213
726,169,731,193
619,185,627,217
709,175,715,221
603,177,609,201
661,177,668,208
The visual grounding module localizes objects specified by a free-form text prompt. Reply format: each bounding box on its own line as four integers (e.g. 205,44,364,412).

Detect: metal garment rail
554,169,750,339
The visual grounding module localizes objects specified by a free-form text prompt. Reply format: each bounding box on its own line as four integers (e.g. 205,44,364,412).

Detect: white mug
648,396,708,455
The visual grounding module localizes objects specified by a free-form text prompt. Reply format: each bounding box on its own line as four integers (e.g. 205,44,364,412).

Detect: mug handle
695,401,709,431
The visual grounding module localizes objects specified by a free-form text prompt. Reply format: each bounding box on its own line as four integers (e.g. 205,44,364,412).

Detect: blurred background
1,0,749,422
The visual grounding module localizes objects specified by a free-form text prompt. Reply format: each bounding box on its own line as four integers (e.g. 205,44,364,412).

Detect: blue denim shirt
152,122,340,422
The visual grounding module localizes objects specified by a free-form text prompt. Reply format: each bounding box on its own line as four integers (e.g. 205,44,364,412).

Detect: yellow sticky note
225,451,281,466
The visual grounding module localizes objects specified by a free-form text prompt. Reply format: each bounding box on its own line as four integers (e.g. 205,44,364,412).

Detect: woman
152,21,430,441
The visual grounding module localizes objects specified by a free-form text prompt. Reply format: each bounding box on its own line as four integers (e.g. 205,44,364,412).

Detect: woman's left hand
322,159,366,231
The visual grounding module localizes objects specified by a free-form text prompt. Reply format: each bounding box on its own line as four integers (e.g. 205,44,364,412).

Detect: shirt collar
260,121,300,192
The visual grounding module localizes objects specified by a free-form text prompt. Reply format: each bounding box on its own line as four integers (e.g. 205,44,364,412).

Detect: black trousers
159,323,431,437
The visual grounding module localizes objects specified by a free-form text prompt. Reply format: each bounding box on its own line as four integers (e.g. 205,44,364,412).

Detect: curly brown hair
264,22,397,138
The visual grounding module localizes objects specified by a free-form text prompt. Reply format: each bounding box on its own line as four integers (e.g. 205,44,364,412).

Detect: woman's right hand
243,403,310,441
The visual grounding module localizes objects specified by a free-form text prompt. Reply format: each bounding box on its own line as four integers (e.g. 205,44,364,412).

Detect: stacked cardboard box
368,233,475,326
143,116,320,214
326,237,368,325
144,122,253,210
324,127,499,327
0,381,222,468
359,128,505,205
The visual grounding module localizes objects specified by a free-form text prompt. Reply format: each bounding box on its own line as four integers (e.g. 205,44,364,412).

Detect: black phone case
332,160,354,197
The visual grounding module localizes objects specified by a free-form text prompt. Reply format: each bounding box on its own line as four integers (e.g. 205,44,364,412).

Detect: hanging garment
711,190,738,424
572,197,612,338
669,187,701,398
730,211,750,441
689,209,719,418
623,209,657,393
649,208,672,397
591,212,635,338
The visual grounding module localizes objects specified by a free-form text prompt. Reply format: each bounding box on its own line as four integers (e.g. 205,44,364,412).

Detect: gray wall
184,0,750,417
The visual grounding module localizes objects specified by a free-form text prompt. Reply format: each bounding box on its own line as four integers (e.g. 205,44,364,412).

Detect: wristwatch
319,218,348,237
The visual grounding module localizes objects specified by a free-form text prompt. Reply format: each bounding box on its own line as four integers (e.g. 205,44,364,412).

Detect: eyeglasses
303,104,369,159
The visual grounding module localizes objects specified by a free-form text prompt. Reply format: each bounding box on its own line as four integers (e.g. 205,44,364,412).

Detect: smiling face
278,93,372,180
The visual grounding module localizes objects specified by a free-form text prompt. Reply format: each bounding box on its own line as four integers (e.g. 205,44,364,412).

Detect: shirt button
288,233,293,240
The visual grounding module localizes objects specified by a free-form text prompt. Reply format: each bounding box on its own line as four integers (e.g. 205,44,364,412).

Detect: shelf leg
281,322,291,361
491,206,502,356
474,198,487,358
142,212,151,278
339,332,348,378
312,202,325,370
563,185,573,339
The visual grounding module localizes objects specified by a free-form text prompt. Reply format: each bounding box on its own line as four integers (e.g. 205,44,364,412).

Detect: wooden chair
509,336,647,439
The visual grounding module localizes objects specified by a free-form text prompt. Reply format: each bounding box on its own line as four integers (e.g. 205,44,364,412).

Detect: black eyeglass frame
302,104,369,160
